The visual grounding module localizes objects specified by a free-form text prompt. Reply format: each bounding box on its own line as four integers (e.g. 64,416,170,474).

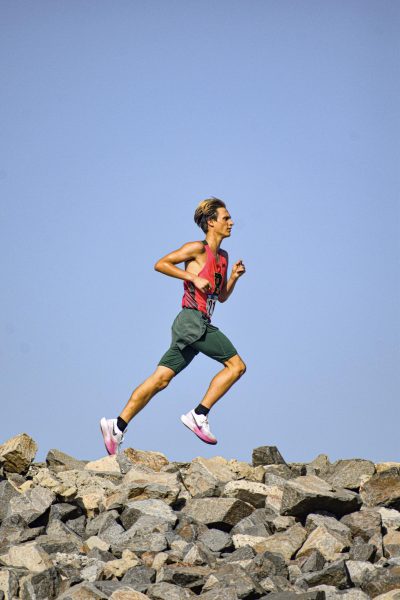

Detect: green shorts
158,308,238,375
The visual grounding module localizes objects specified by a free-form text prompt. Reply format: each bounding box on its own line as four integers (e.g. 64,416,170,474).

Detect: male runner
100,197,246,455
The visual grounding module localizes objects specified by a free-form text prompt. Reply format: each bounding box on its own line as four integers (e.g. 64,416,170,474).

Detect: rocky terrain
1,435,400,599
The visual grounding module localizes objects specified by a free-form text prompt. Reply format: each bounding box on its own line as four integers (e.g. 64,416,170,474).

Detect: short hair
194,197,226,233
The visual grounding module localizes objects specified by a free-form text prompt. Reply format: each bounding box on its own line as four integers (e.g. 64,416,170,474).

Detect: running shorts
158,308,237,374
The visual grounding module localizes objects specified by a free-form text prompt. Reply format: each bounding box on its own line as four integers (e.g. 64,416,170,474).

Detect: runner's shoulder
219,248,229,260
181,240,206,257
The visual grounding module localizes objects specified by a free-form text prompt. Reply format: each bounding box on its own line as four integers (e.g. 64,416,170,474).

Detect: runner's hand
231,259,246,280
193,276,212,293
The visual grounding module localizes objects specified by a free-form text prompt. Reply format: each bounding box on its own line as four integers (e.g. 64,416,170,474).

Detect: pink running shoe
100,418,126,455
180,409,217,445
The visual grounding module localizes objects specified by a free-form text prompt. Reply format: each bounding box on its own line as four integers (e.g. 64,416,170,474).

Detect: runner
100,197,246,455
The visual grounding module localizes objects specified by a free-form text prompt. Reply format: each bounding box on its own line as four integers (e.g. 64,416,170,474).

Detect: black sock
194,404,210,417
117,416,128,432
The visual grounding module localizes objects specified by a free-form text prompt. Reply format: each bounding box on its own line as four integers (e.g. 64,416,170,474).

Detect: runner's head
194,197,227,233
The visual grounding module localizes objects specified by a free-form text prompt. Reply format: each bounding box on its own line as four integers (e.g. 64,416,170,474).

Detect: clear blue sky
1,1,399,465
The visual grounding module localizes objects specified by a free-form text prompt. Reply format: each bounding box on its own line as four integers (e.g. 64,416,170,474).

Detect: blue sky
1,1,399,465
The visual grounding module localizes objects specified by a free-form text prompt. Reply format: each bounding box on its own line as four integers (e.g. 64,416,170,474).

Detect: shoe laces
195,413,210,431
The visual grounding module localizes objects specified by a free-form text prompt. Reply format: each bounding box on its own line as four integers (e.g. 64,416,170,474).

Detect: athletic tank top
182,241,228,320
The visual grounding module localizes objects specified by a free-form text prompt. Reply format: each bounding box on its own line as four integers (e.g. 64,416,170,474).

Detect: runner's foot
180,409,217,444
100,418,126,455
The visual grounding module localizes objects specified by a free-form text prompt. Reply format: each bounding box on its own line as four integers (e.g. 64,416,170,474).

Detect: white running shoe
180,409,217,445
100,418,126,455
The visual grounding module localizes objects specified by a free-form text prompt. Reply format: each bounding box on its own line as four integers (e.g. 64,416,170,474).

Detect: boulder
235,522,307,561
252,446,287,467
0,540,53,573
384,530,400,559
223,480,271,508
18,566,62,600
272,475,360,518
7,485,55,524
46,449,87,473
322,459,375,490
360,471,400,510
146,582,195,599
361,564,400,597
296,524,351,561
0,434,38,474
182,456,236,498
201,563,265,598
340,507,381,541
296,559,349,590
182,498,254,530
122,448,169,472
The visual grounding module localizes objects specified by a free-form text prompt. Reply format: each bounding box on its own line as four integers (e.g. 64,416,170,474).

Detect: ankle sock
117,417,128,432
194,404,210,417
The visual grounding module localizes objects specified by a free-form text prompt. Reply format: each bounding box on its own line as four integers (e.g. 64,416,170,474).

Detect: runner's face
210,208,234,237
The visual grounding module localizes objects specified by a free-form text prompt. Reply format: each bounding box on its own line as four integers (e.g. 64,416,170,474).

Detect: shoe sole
100,418,115,455
180,414,217,445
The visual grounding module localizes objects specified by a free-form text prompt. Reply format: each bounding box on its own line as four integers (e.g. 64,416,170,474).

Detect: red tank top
182,241,228,320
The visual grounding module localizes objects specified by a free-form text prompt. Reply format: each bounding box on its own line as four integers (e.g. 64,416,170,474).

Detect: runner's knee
226,356,246,379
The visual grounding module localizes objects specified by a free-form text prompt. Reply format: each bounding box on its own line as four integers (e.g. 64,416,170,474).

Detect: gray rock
18,566,61,600
289,463,308,477
0,481,21,521
0,567,21,599
198,529,233,552
199,588,239,599
122,565,157,591
121,499,177,529
340,508,381,541
277,475,361,518
48,502,82,524
296,559,349,590
157,565,211,592
263,464,295,481
0,433,38,474
45,449,87,473
65,515,87,537
360,471,400,510
383,529,400,558
300,549,326,573
231,508,272,537
306,513,352,536
112,531,168,554
181,457,235,499
174,514,209,543
252,446,287,467
86,509,120,537
0,514,44,546
361,564,400,596
322,460,375,490
221,545,256,563
247,551,289,580
259,574,298,594
202,563,265,598
182,498,254,530
264,593,325,600
7,485,55,524
147,582,195,599
345,559,375,586
223,480,271,508
348,536,376,561
378,507,400,530
56,581,109,599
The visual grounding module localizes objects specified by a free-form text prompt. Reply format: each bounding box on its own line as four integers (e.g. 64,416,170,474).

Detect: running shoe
100,418,126,455
180,409,217,444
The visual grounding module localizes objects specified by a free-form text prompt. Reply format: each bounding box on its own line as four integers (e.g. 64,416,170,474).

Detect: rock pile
1,434,400,599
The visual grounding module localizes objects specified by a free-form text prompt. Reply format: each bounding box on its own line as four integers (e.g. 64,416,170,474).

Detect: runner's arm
219,258,246,302
154,242,211,292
